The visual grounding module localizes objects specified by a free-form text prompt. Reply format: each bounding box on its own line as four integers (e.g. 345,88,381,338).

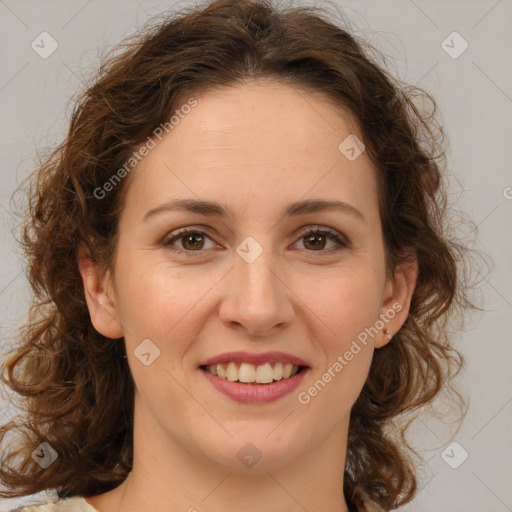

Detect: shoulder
9,497,98,512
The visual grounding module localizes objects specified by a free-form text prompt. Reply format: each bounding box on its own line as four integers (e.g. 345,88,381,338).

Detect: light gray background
0,1,511,511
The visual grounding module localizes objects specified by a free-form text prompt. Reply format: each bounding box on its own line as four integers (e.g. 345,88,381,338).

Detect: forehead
121,80,379,225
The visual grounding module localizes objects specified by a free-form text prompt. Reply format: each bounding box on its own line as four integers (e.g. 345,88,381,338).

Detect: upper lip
200,351,310,368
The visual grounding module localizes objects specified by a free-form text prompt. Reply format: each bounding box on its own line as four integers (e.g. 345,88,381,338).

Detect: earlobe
376,258,418,348
78,243,124,339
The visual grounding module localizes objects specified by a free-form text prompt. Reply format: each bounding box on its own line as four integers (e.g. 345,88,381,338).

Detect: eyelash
163,226,349,257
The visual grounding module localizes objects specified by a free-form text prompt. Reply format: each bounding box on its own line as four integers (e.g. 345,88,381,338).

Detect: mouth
200,362,307,385
198,351,311,403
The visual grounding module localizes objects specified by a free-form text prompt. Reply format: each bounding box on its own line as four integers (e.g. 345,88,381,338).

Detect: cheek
293,272,380,426
298,266,384,344
293,267,382,406
113,250,199,335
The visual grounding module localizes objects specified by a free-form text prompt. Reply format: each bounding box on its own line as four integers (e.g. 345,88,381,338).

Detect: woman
0,0,474,511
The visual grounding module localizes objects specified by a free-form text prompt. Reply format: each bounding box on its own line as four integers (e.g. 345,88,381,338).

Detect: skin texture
79,80,417,512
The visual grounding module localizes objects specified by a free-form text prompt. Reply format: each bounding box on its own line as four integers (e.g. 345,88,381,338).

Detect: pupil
184,233,203,250
306,234,325,250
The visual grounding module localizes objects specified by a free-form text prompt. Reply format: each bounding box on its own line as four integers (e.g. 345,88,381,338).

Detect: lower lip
200,367,309,404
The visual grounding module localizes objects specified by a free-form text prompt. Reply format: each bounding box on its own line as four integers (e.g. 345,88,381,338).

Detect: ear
375,257,418,349
78,243,124,339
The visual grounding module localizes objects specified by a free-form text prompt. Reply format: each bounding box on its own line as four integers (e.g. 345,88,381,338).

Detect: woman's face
82,80,414,474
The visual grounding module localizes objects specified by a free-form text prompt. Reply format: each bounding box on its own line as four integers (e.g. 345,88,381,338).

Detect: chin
195,425,307,473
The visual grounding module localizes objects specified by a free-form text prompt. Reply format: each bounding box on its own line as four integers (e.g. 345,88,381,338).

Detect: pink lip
199,351,310,367
201,367,310,404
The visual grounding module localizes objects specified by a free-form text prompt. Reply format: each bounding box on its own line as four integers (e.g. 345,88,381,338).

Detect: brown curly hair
0,0,477,510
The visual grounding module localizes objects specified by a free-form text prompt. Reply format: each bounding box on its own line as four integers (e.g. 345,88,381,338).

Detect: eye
163,225,349,257
163,228,218,256
292,226,349,253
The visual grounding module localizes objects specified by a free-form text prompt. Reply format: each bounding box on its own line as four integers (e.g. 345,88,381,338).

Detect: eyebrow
143,198,365,222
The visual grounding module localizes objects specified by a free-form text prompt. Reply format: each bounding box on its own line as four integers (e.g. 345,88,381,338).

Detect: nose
218,244,295,337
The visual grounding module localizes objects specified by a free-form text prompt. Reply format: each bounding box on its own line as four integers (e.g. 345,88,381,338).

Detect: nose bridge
219,234,293,335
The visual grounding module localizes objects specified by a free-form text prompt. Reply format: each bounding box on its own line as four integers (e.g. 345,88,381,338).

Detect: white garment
10,497,98,512
11,495,382,512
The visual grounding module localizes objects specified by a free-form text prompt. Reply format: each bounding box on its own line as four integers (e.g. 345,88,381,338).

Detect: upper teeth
205,362,300,383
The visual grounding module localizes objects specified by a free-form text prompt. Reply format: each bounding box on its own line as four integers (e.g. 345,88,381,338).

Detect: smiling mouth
200,362,306,385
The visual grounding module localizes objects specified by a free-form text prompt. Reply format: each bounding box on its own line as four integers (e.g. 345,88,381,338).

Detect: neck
89,394,351,512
